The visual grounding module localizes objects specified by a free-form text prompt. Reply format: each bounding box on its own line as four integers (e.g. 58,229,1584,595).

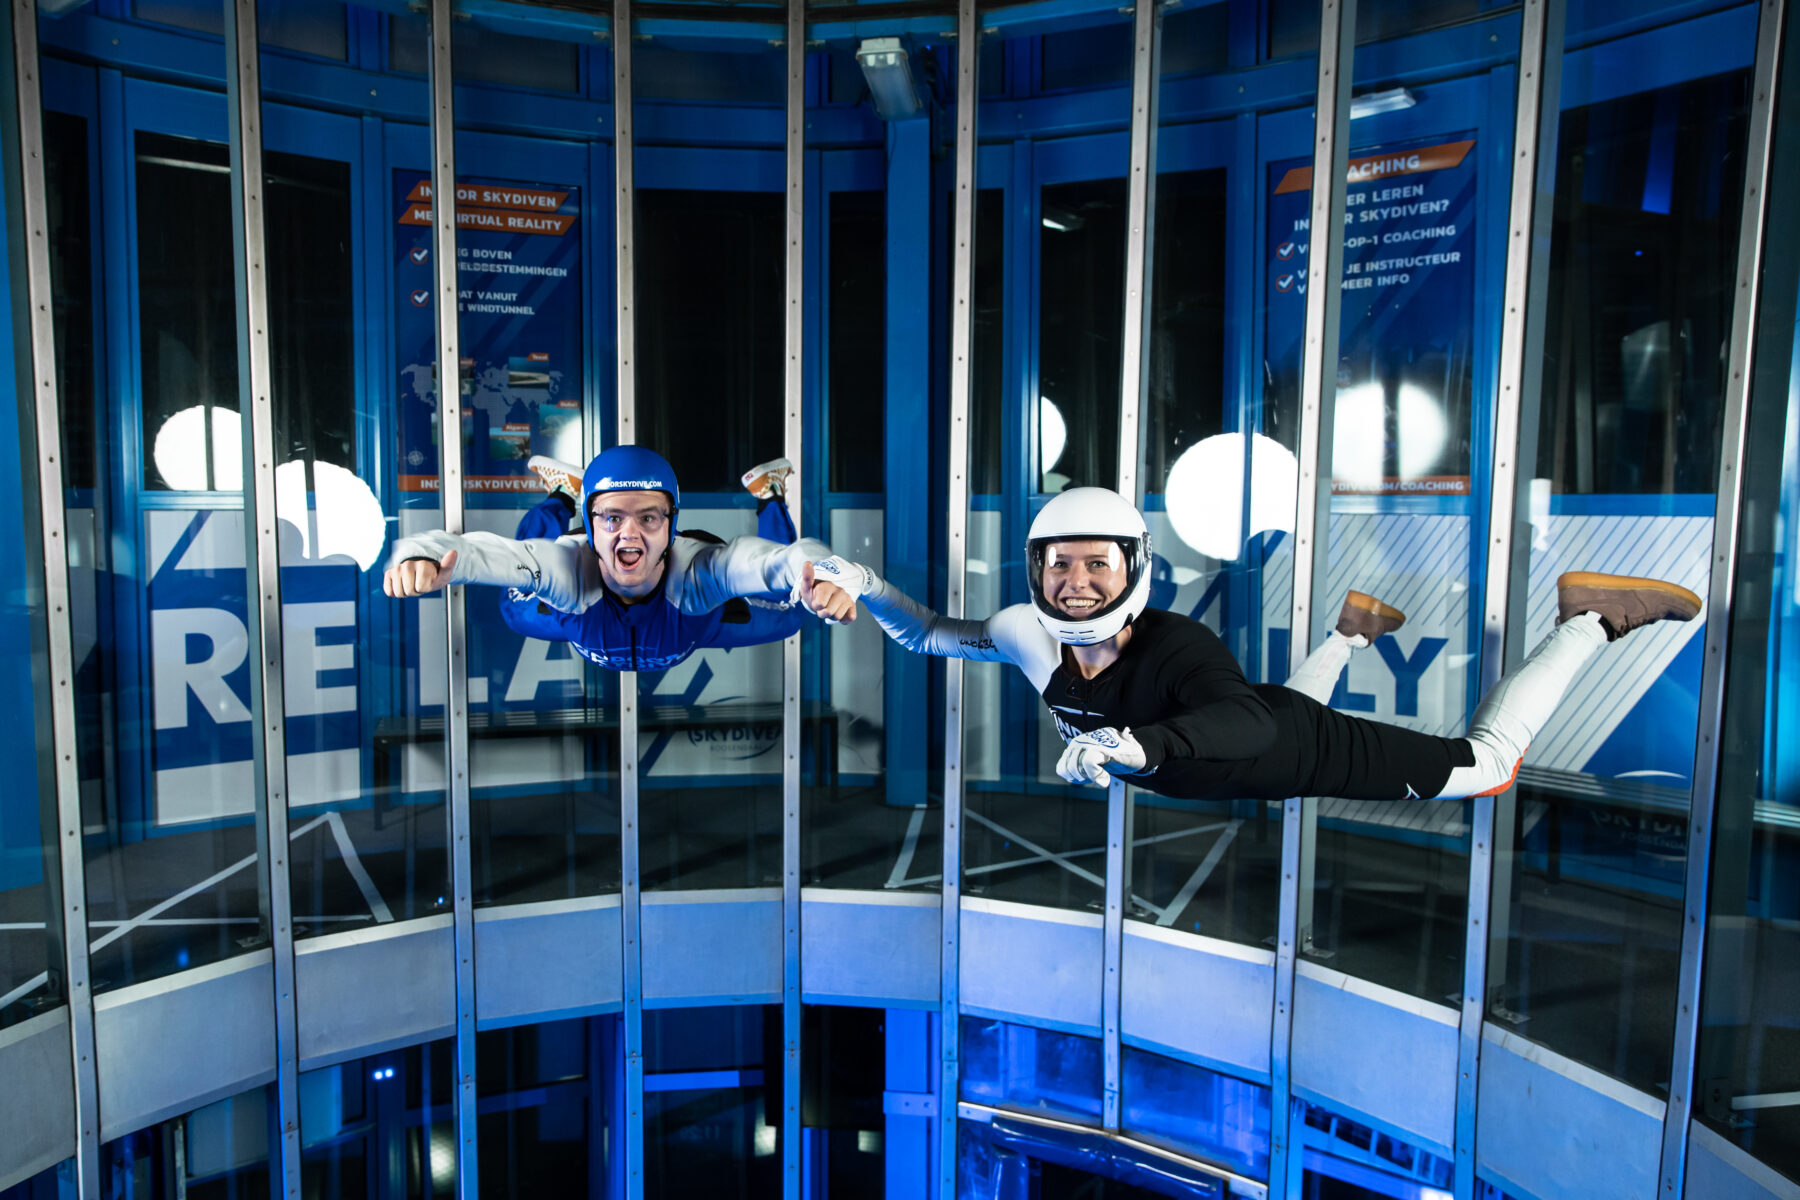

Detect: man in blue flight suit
382,445,853,670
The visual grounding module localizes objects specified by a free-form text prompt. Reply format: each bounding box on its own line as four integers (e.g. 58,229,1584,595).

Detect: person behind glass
810,487,1702,801
381,446,854,671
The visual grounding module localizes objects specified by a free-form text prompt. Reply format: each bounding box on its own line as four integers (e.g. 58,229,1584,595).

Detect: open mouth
615,546,646,572
1059,597,1101,614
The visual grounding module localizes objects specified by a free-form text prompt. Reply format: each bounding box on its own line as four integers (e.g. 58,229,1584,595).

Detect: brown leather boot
1336,590,1406,641
1556,571,1702,641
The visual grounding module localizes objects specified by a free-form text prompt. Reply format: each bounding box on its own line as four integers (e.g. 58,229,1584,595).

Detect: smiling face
588,490,674,599
1039,539,1127,619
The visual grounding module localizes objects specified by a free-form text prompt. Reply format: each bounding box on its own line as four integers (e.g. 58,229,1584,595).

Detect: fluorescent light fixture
1350,86,1416,119
1040,204,1086,233
856,37,923,121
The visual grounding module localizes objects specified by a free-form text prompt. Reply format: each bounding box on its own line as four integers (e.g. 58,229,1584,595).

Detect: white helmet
1025,487,1153,645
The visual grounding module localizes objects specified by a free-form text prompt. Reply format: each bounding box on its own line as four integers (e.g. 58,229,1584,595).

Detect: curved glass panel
0,105,61,1026
800,17,952,895
960,0,1135,918
476,1017,616,1194
301,1035,459,1197
1485,0,1759,1106
1293,3,1525,1003
1127,0,1321,956
960,1016,1104,1126
99,1084,274,1198
0,1159,74,1200
644,1005,784,1196
41,0,266,992
448,12,621,908
253,6,449,949
632,23,788,892
1693,104,1800,1182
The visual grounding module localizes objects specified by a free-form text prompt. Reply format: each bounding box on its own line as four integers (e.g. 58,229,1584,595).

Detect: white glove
1055,727,1147,787
809,556,875,602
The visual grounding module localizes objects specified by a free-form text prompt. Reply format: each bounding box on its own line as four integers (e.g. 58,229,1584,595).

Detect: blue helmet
581,445,681,548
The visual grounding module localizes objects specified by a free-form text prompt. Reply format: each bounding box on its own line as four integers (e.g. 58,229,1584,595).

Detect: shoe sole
1344,590,1405,623
1556,572,1702,620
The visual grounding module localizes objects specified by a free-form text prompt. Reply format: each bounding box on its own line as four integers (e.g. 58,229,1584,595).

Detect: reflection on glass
1289,2,1520,1003
0,1159,74,1199
445,18,623,909
1692,135,1800,1182
301,1037,466,1199
1038,175,1126,493
1121,1046,1269,1181
95,1086,273,1198
960,1017,1103,1126
476,1017,612,1195
1491,10,1754,1092
68,27,268,989
634,32,789,893
802,1006,887,1194
802,33,951,893
252,8,450,945
0,159,57,1027
645,1006,782,1198
1127,2,1322,958
959,3,1133,918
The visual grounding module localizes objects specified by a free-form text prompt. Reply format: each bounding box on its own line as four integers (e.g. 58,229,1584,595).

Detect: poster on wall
1266,135,1477,495
394,173,582,494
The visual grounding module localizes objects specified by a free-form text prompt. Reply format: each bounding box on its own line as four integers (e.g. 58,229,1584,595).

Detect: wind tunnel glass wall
1291,2,1526,1004
0,108,59,1026
0,1160,73,1200
90,1084,274,1199
301,1036,467,1198
958,0,1137,918
800,21,951,893
1694,27,1800,1179
643,1004,784,1197
251,5,452,951
446,11,621,908
40,0,273,993
1125,0,1323,956
631,27,788,893
1485,0,1760,1101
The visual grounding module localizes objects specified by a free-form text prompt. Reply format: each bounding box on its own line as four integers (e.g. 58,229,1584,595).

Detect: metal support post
1458,2,1564,1195
1659,2,1787,1195
7,0,99,1192
425,4,478,1194
612,5,646,1196
782,2,805,1194
222,2,300,1194
940,0,979,1189
1270,1,1355,1192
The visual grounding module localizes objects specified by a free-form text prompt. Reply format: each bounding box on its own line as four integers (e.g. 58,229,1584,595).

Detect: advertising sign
394,174,583,494
1267,135,1478,494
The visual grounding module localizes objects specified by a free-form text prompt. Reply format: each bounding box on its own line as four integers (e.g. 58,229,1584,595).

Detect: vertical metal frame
941,0,979,1188
612,2,646,1195
1271,0,1355,1192
1101,779,1128,1131
1460,3,1562,1196
1661,1,1787,1194
221,1,299,1195
1103,0,1162,1131
781,1,805,1194
425,2,479,1194
9,0,100,1192
1115,0,1159,504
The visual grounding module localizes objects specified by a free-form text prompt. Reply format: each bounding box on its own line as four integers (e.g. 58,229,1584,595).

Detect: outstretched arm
820,558,1058,688
383,529,599,613
669,533,834,614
